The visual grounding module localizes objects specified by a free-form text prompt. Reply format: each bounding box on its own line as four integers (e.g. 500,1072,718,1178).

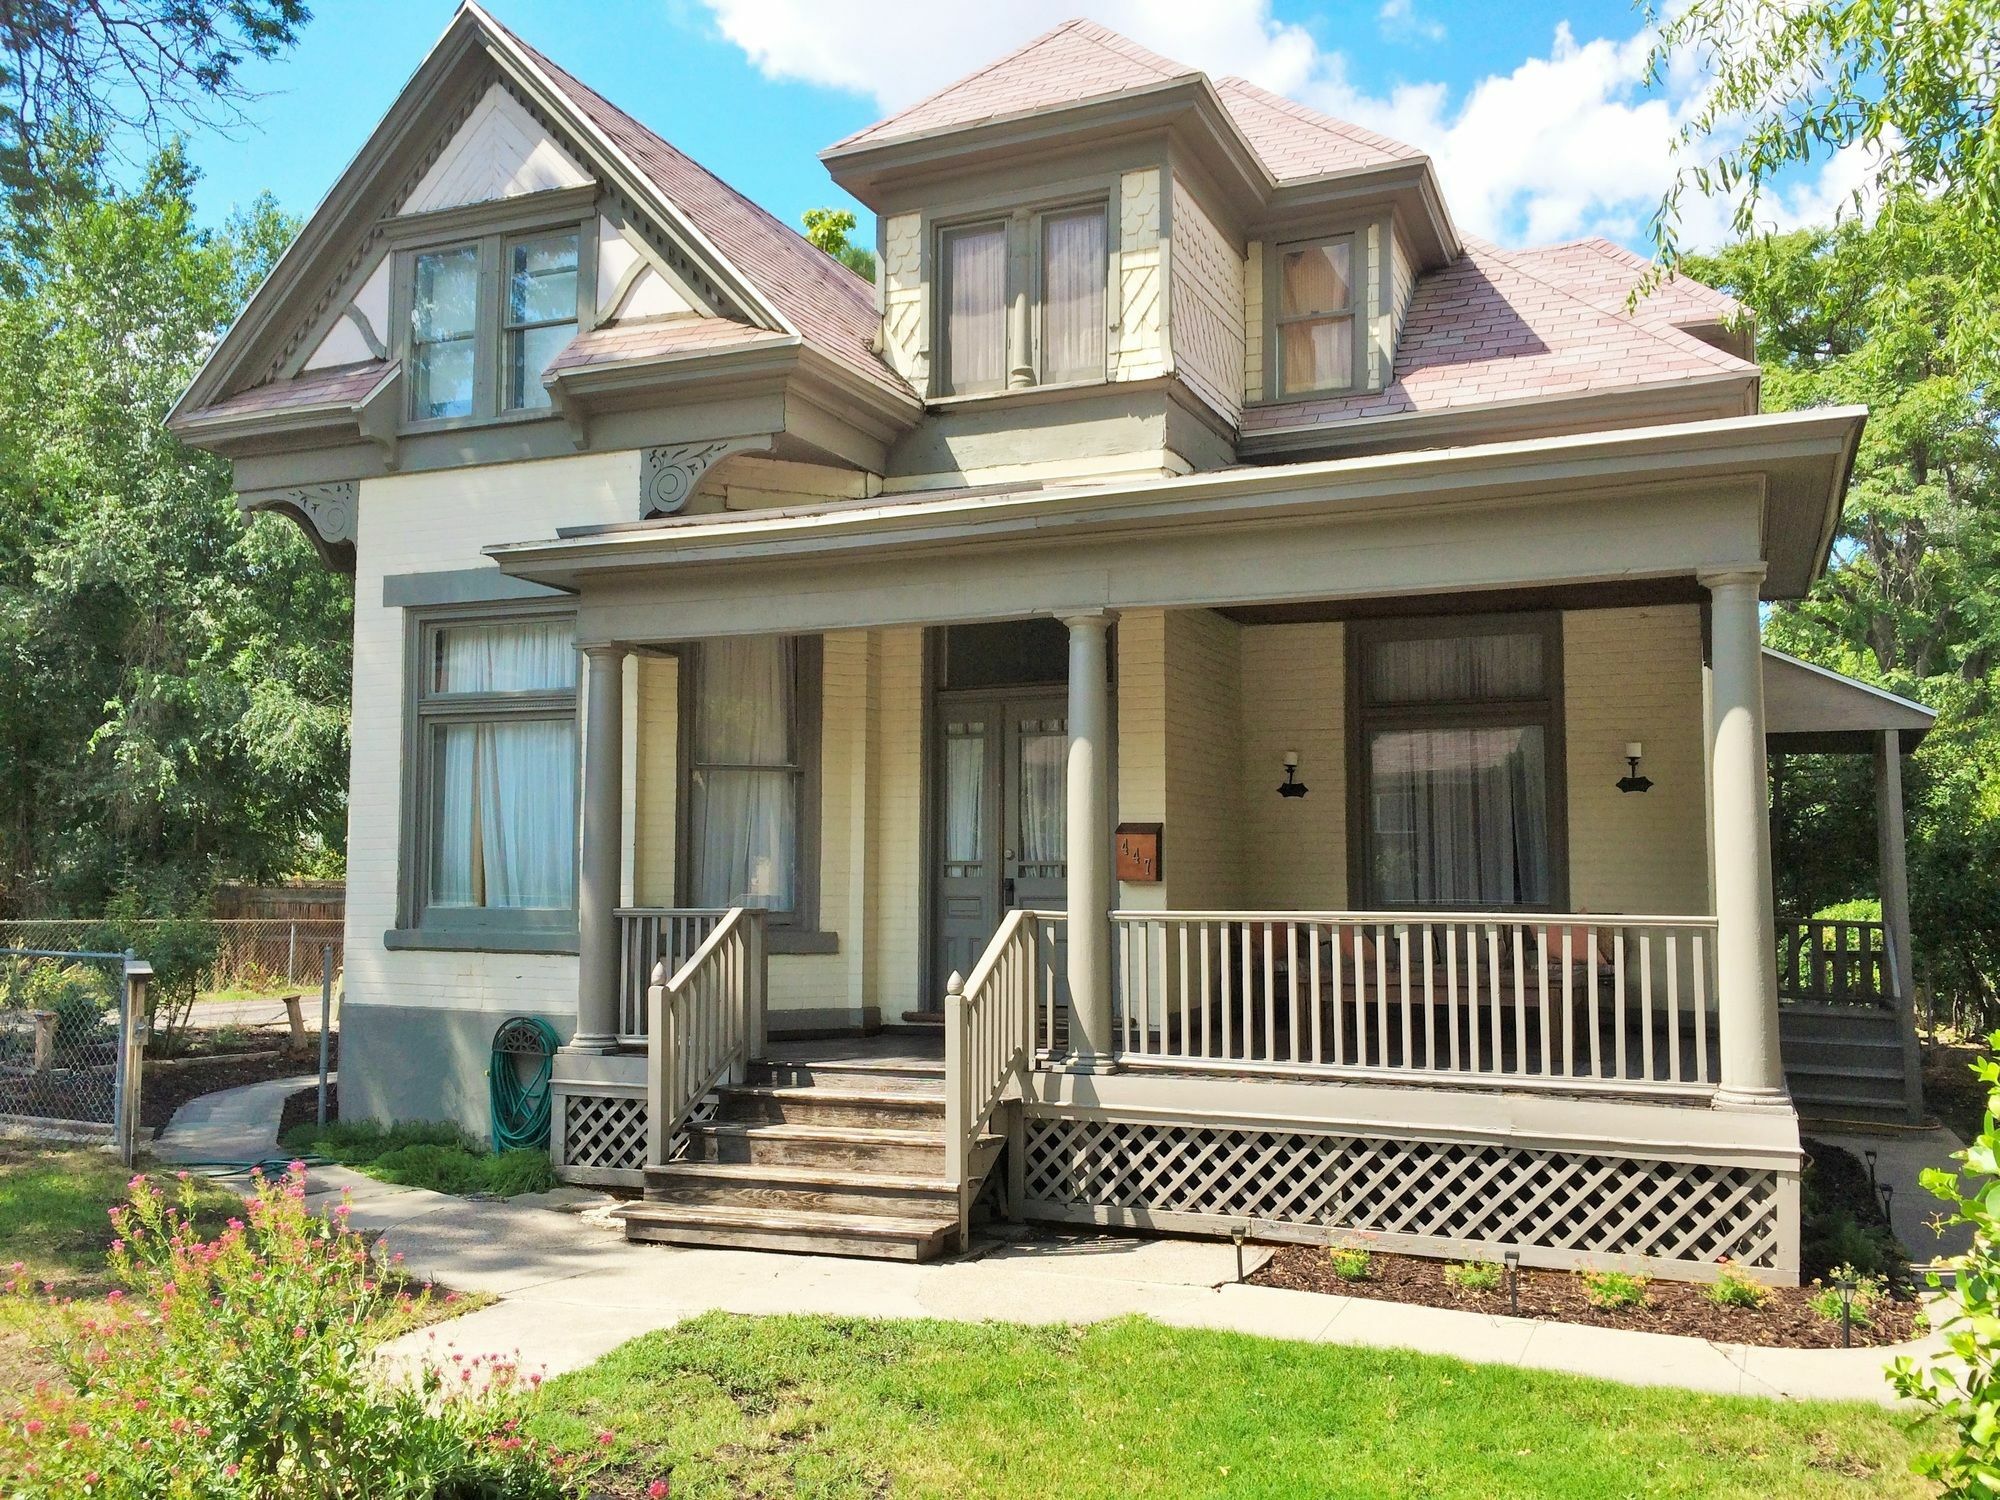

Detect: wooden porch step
620,1201,959,1261
645,1160,956,1216
715,1083,946,1130
680,1121,945,1173
750,1056,946,1093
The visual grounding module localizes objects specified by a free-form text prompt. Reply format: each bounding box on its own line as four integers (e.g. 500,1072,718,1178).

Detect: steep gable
400,81,592,214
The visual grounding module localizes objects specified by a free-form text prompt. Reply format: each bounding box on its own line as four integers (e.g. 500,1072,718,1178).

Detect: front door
933,694,1068,1002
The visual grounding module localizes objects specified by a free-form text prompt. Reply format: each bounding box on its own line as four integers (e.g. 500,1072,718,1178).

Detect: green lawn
533,1312,1937,1499
281,1118,559,1197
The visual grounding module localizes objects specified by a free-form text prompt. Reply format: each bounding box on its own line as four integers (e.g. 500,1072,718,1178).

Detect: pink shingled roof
1241,238,1756,435
829,19,1195,150
1511,237,1746,333
191,360,389,420
1212,76,1422,179
547,316,791,374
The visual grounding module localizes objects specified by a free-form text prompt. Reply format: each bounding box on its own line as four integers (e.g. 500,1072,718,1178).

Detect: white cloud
693,1,1861,250
1377,0,1444,45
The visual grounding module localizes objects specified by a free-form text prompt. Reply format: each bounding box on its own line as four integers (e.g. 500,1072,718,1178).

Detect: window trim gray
395,601,582,947
1269,230,1364,400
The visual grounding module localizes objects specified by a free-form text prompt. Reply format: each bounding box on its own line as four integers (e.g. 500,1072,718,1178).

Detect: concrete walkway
155,1078,1941,1406
1814,1123,1973,1268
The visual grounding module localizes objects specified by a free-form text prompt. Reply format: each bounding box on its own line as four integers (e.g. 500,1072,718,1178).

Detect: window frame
931,193,1114,399
395,602,582,949
387,190,597,434
1271,230,1363,399
675,635,827,944
501,227,584,413
1345,612,1570,913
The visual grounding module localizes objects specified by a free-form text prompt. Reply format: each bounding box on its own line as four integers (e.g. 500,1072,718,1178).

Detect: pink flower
649,1482,670,1498
596,1430,614,1448
23,1419,42,1436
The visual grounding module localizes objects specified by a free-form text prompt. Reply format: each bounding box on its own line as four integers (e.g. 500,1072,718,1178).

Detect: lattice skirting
551,1088,715,1187
1018,1110,1798,1282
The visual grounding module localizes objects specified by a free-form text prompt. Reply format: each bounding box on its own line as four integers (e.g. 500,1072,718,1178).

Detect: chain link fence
0,919,344,998
0,945,147,1157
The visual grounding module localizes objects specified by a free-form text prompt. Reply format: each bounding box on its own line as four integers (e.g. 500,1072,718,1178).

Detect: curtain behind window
1041,208,1105,383
946,226,1006,392
691,637,799,912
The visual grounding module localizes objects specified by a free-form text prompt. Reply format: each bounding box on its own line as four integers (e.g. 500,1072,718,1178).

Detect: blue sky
170,2,1856,254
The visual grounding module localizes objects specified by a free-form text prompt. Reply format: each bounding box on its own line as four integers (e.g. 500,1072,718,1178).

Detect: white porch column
569,643,625,1053
1702,566,1787,1108
1875,727,1923,1119
1062,610,1116,1069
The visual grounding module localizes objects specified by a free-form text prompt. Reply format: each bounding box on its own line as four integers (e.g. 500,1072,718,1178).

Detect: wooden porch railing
616,907,730,1041
1108,911,1720,1094
644,907,766,1167
1776,918,1896,1009
944,910,1052,1188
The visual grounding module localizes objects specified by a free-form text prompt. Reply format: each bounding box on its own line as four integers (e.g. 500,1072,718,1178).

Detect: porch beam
1062,610,1117,1070
569,643,626,1053
1702,566,1787,1109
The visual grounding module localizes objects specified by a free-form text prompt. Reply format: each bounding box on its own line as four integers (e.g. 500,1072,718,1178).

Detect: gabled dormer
819,20,1459,484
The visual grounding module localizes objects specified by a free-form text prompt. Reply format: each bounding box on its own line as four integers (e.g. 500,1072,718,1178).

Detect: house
170,6,1934,1280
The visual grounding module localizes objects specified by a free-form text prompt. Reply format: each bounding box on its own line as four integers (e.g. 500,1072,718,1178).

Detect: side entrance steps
620,1047,972,1262
1780,1003,1921,1124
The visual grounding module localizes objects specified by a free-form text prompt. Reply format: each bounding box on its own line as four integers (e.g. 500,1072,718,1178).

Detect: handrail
644,906,767,1167
617,908,731,1040
1775,916,1895,1008
944,909,1043,1231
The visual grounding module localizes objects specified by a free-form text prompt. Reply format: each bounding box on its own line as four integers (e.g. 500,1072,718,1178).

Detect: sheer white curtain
943,728,985,865
428,619,578,911
1042,208,1105,383
1369,727,1550,906
1017,730,1066,866
1367,632,1543,705
946,225,1006,392
691,637,798,912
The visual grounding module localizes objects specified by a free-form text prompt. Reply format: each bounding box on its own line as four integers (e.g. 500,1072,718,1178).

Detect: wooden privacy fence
1776,918,1896,1008
1108,911,1720,1093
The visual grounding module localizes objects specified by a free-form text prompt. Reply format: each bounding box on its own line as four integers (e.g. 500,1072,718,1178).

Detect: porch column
1875,727,1923,1119
569,643,625,1053
1702,566,1787,1108
1062,610,1116,1069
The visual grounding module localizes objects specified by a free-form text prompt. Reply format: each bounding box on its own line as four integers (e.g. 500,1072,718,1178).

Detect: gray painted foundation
341,1001,576,1138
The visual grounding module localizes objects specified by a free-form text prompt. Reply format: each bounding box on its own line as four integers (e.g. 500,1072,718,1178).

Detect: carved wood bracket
640,438,768,517
239,482,359,572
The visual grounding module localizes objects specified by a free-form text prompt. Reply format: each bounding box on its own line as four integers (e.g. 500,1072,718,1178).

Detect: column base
559,1034,621,1056
1711,1084,1793,1112
1046,1053,1122,1076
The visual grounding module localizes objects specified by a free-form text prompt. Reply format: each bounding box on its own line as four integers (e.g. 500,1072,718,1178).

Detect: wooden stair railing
943,908,1046,1239
645,906,767,1167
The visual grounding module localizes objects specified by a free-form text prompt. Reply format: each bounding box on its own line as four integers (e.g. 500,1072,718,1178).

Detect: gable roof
1242,237,1758,437
171,2,913,432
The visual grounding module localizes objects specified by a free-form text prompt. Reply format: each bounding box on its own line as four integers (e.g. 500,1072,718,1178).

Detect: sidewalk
155,1078,1937,1406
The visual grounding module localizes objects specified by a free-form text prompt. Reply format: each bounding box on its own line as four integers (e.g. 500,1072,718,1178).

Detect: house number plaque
1115,823,1164,883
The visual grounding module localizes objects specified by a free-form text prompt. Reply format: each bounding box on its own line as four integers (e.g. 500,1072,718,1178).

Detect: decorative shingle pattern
502,29,912,405
828,19,1195,151
1212,76,1423,179
1241,238,1756,434
547,316,789,373
192,360,389,419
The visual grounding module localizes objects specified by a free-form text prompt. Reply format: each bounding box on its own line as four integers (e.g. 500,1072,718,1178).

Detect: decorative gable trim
399,80,591,214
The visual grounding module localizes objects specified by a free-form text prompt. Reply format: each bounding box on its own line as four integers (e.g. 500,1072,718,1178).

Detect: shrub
1443,1260,1503,1295
21,962,116,1051
0,1164,575,1497
1578,1268,1650,1311
1893,1031,2000,1495
1326,1245,1371,1281
1707,1262,1771,1310
1808,1265,1886,1329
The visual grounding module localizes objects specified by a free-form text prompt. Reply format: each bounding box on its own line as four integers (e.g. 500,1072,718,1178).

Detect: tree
0,134,351,917
802,206,875,281
1685,198,2000,1008
0,0,309,204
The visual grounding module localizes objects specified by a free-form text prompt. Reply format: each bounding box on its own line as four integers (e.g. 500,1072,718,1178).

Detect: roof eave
1260,158,1461,267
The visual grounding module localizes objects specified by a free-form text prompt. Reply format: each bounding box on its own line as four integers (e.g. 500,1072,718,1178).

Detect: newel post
943,970,966,1188
1702,566,1788,1108
645,958,671,1167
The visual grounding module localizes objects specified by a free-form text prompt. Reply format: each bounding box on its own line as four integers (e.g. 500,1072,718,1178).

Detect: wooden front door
933,694,1068,1003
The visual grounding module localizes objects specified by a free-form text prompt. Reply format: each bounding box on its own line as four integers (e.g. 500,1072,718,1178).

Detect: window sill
769,929,839,956
383,927,579,955
400,405,563,439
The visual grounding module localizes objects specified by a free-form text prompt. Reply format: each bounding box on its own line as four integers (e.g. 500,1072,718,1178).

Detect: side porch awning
1762,648,1936,753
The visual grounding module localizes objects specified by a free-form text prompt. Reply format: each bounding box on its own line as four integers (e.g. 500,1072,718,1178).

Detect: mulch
278,1081,336,1142
1250,1244,1921,1348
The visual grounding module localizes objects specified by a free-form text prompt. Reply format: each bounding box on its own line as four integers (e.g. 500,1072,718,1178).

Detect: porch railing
944,909,1057,1199
644,907,766,1167
1109,911,1719,1094
1776,918,1896,1009
616,907,730,1041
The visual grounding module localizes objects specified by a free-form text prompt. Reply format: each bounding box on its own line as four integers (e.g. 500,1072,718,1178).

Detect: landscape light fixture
1278,751,1309,799
1616,741,1653,794
1232,1224,1248,1283
1504,1249,1521,1316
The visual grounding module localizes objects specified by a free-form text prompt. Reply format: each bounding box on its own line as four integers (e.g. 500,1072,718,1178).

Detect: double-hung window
1276,234,1359,396
938,201,1108,395
685,636,822,927
402,219,584,425
412,612,579,936
1354,617,1564,910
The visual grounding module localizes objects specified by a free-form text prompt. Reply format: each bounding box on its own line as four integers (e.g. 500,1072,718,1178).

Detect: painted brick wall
632,654,677,905
1564,606,1712,916
866,627,927,1015
1115,610,1167,912
1167,178,1246,426
1237,622,1349,908
1162,609,1244,910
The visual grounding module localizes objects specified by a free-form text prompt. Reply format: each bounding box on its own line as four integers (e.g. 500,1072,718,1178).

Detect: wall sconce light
1616,741,1653,794
1277,751,1309,799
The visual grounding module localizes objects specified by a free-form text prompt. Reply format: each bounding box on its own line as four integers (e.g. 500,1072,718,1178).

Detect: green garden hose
489,1016,560,1154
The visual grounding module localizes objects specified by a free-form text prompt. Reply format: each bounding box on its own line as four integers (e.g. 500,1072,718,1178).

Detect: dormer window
398,210,588,427
936,201,1109,397
1276,233,1359,397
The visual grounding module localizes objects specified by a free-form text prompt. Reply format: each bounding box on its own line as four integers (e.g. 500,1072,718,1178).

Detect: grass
533,1311,1936,1499
281,1118,559,1198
